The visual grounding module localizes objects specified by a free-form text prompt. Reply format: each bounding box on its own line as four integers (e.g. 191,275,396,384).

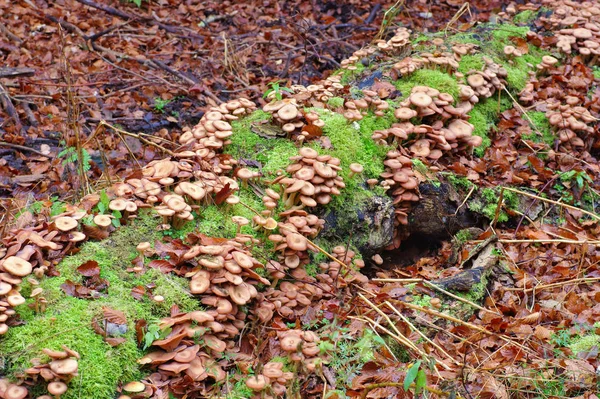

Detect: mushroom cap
229,283,252,305
409,92,432,108
231,216,249,226
2,256,32,277
109,198,128,211
47,381,68,396
190,270,211,294
277,103,299,121
94,214,113,228
236,168,254,180
246,375,268,391
280,333,303,351
573,28,593,39
298,147,318,159
541,55,558,65
177,182,206,201
4,384,28,399
50,358,78,375
55,216,78,232
349,163,364,174
136,242,151,252
409,139,431,157
122,381,146,393
447,119,475,138
286,233,308,251
467,74,486,88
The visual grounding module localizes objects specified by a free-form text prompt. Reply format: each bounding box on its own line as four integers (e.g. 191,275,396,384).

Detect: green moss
513,10,536,24
468,95,513,157
446,173,476,191
469,187,519,222
0,213,200,399
394,69,459,100
228,379,255,398
327,96,345,109
594,67,600,80
227,113,298,180
522,111,554,146
454,229,477,246
411,294,432,308
340,63,366,85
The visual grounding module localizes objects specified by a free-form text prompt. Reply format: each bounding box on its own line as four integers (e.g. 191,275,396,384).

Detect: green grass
0,212,199,399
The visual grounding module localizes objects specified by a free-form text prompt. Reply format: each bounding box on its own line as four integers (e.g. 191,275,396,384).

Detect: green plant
403,360,427,395
154,97,172,113
143,320,172,350
50,197,67,217
58,146,91,172
263,80,293,101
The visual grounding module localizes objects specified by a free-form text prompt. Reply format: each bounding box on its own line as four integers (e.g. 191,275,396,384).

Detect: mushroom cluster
273,147,344,208
546,97,596,148
556,27,600,60
261,100,326,142
17,346,80,398
285,75,345,107
185,243,267,322
254,278,325,322
342,89,390,121
317,245,367,288
465,57,508,100
245,361,294,396
391,56,424,78
374,27,412,53
277,329,326,372
373,86,481,159
138,310,230,388
417,51,460,74
535,55,559,74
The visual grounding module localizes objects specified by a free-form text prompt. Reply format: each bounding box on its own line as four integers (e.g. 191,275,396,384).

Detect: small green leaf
415,369,427,393
404,360,421,391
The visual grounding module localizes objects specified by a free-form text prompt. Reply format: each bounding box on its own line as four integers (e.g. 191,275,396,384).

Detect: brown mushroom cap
122,381,146,393
4,384,28,399
286,233,308,251
349,163,364,174
447,119,474,138
55,216,78,232
47,381,68,396
246,375,268,391
280,333,303,351
409,92,432,108
409,139,431,157
50,358,78,375
277,103,298,121
2,256,32,277
467,74,486,88
109,198,128,212
94,214,113,228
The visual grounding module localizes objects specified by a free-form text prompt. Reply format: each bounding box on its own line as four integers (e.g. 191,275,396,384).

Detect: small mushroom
246,375,268,391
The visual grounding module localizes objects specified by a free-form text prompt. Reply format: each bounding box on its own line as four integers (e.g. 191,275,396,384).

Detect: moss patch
522,111,554,146
393,69,460,100
0,213,200,399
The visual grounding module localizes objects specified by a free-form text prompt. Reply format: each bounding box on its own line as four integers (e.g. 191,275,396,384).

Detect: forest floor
1,1,600,399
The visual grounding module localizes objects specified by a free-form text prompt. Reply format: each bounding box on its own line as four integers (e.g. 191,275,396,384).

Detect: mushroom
2,256,33,277
47,381,68,397
246,375,268,391
54,216,78,232
122,381,145,393
348,163,364,178
4,384,27,399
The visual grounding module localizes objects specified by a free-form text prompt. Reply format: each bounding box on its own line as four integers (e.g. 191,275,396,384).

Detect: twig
96,121,175,156
502,277,600,293
0,141,49,157
455,184,476,215
502,186,600,222
0,83,24,133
